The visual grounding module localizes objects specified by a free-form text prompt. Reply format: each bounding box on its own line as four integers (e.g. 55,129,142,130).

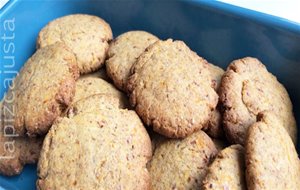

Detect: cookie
202,144,246,190
245,111,300,190
148,130,217,189
37,14,112,74
73,73,129,108
219,57,297,144
0,134,43,176
0,43,79,136
106,31,159,91
37,94,152,189
127,39,218,138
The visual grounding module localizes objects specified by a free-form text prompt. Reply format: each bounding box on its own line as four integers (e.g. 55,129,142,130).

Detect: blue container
0,0,300,189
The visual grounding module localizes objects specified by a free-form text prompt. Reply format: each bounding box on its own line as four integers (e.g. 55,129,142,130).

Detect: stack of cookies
0,14,299,190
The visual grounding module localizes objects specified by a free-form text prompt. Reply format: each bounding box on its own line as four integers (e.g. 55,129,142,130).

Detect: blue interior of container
0,0,300,189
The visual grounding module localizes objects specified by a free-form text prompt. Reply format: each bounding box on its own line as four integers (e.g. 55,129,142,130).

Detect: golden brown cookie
73,73,128,108
106,31,159,91
148,130,217,189
219,57,297,144
37,14,112,74
202,144,246,190
245,111,300,190
37,94,152,190
0,43,79,136
127,39,218,138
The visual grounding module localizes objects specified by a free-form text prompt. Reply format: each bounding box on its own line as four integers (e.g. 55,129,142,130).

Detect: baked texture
37,95,152,190
0,43,79,136
0,134,43,176
0,99,43,176
219,57,297,144
202,144,246,190
106,31,159,91
148,130,217,190
245,111,300,190
203,63,225,139
127,39,218,138
73,73,128,108
37,14,112,74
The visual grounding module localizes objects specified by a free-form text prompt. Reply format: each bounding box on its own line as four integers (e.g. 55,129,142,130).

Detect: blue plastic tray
1,0,300,189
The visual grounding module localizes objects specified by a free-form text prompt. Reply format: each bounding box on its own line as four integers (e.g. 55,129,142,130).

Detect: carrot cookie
37,94,152,189
202,144,246,190
106,31,158,91
0,43,79,136
148,130,217,189
127,39,218,138
245,111,300,190
219,57,297,144
37,14,112,74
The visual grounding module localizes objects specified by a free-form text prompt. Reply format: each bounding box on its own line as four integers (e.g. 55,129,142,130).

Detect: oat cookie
219,57,297,144
106,31,158,91
127,39,218,138
73,73,128,108
245,111,300,190
37,95,152,190
37,14,112,74
202,144,246,190
0,43,79,136
148,130,217,189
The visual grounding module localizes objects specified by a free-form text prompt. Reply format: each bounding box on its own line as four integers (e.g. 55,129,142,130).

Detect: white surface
219,0,300,24
0,0,9,10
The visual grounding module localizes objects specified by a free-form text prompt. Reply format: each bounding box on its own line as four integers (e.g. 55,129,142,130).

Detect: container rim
1,0,300,35
185,0,300,35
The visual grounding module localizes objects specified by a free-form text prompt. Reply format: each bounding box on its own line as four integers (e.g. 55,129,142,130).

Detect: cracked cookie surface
37,95,152,190
127,39,218,138
245,111,300,190
219,57,297,144
148,130,217,190
0,43,79,136
202,144,246,190
37,14,112,74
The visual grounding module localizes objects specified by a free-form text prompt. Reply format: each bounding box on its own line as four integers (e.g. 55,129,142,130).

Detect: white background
219,0,300,24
